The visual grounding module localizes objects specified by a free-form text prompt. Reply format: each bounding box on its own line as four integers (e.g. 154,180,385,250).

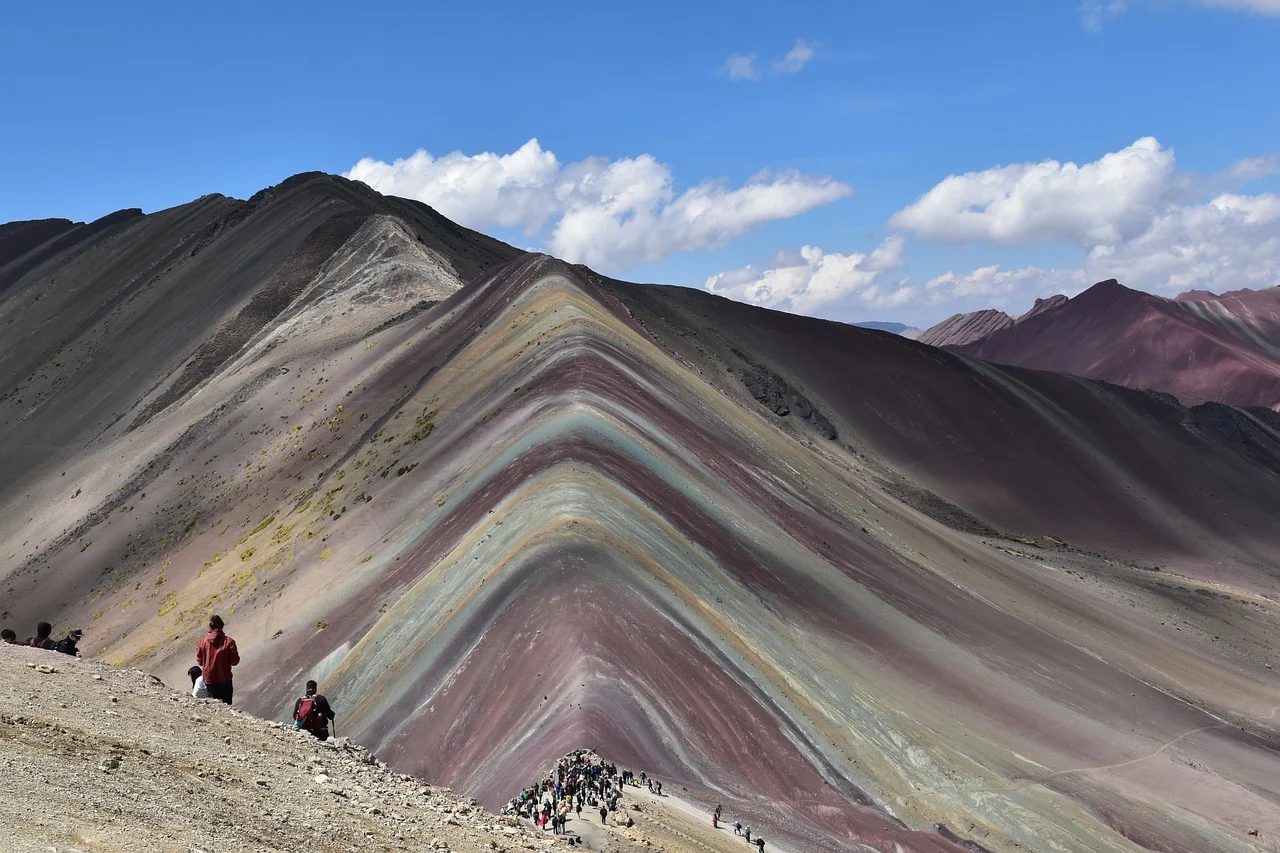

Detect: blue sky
2,1,1278,327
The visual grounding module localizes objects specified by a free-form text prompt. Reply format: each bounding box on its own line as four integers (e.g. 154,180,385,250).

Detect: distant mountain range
854,320,923,338
919,281,1280,410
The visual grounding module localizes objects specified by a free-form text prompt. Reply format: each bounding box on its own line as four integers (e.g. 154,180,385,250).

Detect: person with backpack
54,628,82,656
188,665,209,699
755,837,765,852
27,622,56,650
195,615,239,704
1,629,16,644
292,680,335,740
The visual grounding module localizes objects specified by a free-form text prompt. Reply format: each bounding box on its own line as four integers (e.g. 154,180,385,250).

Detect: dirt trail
1,643,800,853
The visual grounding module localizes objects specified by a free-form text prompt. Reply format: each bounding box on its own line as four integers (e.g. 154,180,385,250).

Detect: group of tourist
10,616,771,848
713,803,767,850
501,749,767,850
5,613,335,741
186,614,336,741
1,621,83,656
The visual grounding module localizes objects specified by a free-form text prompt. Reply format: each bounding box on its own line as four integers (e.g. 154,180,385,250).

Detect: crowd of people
502,750,767,850
2,621,83,655
10,616,771,848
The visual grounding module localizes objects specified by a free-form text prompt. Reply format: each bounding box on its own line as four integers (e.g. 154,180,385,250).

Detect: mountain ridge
1,173,1279,852
920,279,1280,409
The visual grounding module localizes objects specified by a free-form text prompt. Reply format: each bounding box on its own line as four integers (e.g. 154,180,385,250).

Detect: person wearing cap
55,628,83,657
1,629,17,644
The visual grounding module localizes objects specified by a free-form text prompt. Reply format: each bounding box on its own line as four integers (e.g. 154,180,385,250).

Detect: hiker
734,820,743,835
715,804,723,819
745,826,752,843
27,621,56,650
292,679,335,740
188,665,209,698
1,629,16,644
712,812,719,828
755,837,765,852
54,628,82,656
195,614,239,705
599,805,608,825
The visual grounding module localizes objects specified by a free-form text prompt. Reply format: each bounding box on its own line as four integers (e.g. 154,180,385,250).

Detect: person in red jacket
195,614,239,705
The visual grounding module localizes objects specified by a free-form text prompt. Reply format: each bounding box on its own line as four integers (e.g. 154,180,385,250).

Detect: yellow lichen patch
248,515,276,536
240,547,257,561
157,592,178,617
320,547,333,561
271,523,296,544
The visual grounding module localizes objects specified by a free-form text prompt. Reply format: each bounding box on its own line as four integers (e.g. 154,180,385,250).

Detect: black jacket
54,637,79,656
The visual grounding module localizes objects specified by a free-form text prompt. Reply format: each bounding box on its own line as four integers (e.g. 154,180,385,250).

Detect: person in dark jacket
27,622,56,650
54,628,82,656
194,615,239,704
1,629,16,644
291,679,335,740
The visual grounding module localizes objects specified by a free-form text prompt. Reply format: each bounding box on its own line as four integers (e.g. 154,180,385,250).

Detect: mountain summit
1,174,1279,852
920,279,1280,409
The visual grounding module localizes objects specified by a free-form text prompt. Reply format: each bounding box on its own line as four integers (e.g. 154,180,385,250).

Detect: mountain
916,308,1013,346
854,320,923,338
2,174,1279,852
924,281,1280,409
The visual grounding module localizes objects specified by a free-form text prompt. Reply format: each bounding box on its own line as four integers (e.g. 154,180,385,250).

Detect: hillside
0,644,788,853
923,280,1280,409
1,174,1279,852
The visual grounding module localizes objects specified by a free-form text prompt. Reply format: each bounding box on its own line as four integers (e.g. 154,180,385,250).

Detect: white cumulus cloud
923,192,1280,306
925,265,1088,305
347,139,851,272
1087,192,1280,293
704,236,909,314
890,137,1178,246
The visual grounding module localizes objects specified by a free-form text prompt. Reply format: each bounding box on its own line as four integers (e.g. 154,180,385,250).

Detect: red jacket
195,629,240,685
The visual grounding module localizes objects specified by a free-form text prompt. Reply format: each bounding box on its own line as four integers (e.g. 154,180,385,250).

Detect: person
745,826,752,843
1,629,16,644
712,812,719,828
54,628,82,656
755,837,765,852
188,665,209,699
599,805,608,825
195,615,239,705
27,622,56,650
734,821,742,835
292,680,335,740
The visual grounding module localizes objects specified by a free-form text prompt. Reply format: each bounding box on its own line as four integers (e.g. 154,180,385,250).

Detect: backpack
294,695,326,730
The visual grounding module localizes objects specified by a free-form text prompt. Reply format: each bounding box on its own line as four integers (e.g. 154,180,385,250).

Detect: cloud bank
898,138,1280,302
347,140,851,271
705,237,909,313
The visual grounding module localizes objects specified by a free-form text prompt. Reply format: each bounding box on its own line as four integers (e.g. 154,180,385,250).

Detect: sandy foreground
0,644,795,853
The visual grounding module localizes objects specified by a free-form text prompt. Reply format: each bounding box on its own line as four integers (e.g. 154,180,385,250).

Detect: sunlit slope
1,180,1278,852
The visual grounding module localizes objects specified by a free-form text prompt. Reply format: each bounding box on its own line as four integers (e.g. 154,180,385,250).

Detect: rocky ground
0,644,777,853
